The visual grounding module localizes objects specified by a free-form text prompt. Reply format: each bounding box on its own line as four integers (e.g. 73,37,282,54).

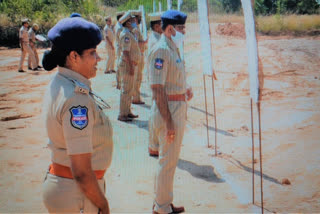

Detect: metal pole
257,101,264,214
211,76,217,156
203,75,210,148
250,98,255,204
153,0,156,12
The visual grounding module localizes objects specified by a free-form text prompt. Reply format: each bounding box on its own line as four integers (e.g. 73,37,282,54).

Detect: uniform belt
49,163,106,179
167,94,186,101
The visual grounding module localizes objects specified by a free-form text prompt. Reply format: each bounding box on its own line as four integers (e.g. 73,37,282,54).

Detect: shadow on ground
178,159,225,183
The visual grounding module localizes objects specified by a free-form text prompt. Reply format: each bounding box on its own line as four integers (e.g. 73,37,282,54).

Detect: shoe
149,148,159,157
170,204,185,213
132,100,145,105
32,67,40,71
127,113,138,118
111,70,116,73
37,65,43,69
104,70,111,74
152,204,185,214
117,116,132,122
28,67,32,70
18,69,26,73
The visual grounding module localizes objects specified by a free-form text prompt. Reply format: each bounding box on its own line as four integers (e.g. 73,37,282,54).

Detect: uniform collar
58,67,91,89
161,34,177,52
152,31,161,37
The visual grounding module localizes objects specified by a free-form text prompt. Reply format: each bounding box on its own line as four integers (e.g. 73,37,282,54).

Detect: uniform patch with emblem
124,37,130,43
176,59,181,63
69,106,88,130
154,58,164,70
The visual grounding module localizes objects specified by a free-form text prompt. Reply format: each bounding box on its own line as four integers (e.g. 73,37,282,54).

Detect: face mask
131,22,137,28
171,29,184,48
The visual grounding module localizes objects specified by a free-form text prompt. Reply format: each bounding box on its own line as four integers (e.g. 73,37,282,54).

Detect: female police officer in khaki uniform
42,17,113,214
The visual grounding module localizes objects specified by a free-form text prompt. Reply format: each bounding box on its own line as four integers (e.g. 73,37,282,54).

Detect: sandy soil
0,23,319,213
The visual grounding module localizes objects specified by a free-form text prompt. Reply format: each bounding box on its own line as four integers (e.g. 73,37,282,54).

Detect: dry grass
188,13,320,34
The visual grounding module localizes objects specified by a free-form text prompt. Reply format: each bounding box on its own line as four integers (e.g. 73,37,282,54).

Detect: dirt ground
0,23,319,213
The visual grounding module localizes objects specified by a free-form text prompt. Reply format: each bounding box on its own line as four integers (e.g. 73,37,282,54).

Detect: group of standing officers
41,8,192,214
18,18,42,72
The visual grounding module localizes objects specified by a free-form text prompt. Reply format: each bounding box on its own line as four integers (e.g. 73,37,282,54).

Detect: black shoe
127,113,138,118
18,69,26,73
32,67,40,71
37,65,43,69
28,67,32,70
118,116,133,122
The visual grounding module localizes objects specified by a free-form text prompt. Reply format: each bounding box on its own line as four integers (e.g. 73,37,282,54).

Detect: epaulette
74,80,89,94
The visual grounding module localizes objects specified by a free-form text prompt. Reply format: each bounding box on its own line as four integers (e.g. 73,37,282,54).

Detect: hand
186,87,193,101
166,120,175,144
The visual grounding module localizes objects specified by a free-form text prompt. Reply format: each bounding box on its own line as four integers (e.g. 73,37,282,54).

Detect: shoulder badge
69,106,88,130
154,58,164,70
124,37,130,43
74,80,89,94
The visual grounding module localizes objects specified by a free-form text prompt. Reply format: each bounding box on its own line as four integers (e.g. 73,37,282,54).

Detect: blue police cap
48,17,102,52
70,12,82,18
161,10,187,26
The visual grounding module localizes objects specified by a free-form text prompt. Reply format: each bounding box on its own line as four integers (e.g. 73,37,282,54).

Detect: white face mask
171,29,184,48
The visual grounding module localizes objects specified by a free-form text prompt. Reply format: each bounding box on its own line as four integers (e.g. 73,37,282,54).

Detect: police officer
147,12,163,56
130,10,147,105
147,12,163,157
103,15,115,74
41,17,113,214
114,11,125,89
28,23,42,70
18,18,38,72
148,10,193,214
117,12,140,122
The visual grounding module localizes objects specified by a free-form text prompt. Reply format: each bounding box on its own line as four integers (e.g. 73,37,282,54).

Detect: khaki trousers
149,108,159,151
152,100,187,213
119,65,136,117
28,43,39,68
133,54,144,101
19,42,36,70
105,43,115,72
42,173,105,213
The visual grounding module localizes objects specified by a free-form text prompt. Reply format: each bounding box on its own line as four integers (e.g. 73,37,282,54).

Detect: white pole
139,5,148,41
167,0,172,10
159,2,162,12
153,0,156,12
178,0,183,11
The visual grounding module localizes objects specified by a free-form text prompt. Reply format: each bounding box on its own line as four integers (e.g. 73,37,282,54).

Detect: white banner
197,0,214,76
241,0,260,103
139,5,148,41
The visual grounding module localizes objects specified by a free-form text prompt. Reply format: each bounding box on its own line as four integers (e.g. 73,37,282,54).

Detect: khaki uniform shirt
147,31,161,56
19,26,29,43
103,24,114,45
119,27,141,66
28,28,36,45
43,67,113,170
148,34,186,95
132,27,145,53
